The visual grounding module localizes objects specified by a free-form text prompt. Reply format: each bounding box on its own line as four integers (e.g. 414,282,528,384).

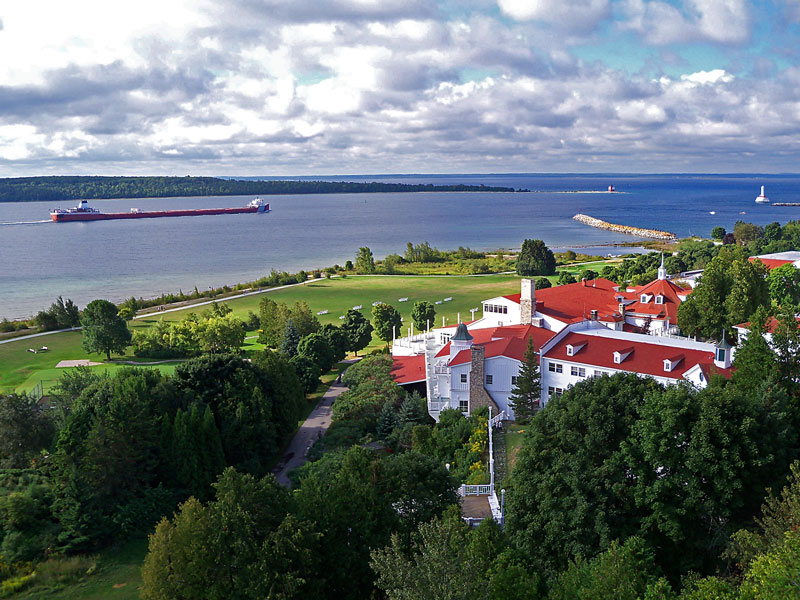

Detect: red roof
391,355,426,384
504,278,623,325
621,278,691,322
735,316,800,334
749,257,793,270
435,324,556,366
544,331,731,381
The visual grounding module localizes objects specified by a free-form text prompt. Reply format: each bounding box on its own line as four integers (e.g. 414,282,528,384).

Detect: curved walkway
274,379,349,487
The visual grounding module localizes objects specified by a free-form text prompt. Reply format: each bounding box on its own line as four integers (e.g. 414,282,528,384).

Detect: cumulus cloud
498,0,611,32
0,0,797,175
620,0,751,45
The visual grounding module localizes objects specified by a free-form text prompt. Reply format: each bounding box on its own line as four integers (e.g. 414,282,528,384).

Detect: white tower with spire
755,185,770,204
657,253,667,280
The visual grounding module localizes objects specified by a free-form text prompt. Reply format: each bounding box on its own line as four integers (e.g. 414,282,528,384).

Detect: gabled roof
435,324,555,366
544,331,731,381
390,354,426,384
620,278,691,321
735,316,800,334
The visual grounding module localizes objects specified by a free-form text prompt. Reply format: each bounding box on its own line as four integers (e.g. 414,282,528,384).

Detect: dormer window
663,355,683,372
613,347,633,364
640,294,653,303
655,295,664,305
590,309,598,320
566,342,586,356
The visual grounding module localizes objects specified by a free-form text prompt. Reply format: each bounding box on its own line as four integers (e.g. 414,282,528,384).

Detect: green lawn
1,274,521,393
503,422,527,479
13,538,146,600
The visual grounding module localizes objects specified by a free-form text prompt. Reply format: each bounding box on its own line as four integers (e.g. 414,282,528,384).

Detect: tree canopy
516,239,556,276
80,299,131,359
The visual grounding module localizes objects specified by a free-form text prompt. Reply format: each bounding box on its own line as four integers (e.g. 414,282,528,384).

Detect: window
511,375,518,386
547,386,564,398
441,333,451,344
571,366,585,377
459,399,469,412
460,373,467,383
655,295,664,304
483,303,509,314
485,375,493,385
593,370,604,378
548,362,563,373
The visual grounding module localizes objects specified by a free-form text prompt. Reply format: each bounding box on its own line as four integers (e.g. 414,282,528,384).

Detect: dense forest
0,176,518,202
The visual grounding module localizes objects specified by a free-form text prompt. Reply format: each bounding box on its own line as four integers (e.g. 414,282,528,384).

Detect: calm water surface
1,173,799,319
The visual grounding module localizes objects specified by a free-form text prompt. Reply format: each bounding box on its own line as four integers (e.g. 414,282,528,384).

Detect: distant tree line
0,176,518,203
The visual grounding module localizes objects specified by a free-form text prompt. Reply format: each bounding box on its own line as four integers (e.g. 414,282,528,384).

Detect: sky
1,0,799,176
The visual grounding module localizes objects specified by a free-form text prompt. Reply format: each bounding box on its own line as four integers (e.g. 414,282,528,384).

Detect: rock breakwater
573,214,676,240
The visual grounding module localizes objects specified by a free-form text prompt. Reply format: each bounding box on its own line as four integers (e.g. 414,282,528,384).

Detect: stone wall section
469,345,500,415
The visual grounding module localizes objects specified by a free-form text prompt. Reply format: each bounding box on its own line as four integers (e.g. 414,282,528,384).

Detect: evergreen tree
280,319,300,357
200,405,226,494
508,337,541,423
376,402,399,440
397,393,426,426
516,239,556,276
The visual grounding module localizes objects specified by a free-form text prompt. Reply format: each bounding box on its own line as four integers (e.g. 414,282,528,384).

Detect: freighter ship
50,197,270,222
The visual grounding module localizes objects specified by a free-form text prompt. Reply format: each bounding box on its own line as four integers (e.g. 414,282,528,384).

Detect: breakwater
573,214,676,240
773,203,800,207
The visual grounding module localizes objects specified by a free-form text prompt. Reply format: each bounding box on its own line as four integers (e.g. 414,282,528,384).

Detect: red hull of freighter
50,206,266,222
50,200,270,222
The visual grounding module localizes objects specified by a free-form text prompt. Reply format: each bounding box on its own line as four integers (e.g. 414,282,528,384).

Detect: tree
411,301,436,332
507,337,540,423
355,247,376,273
0,394,55,468
80,299,131,359
507,373,661,576
141,468,316,600
197,314,245,354
280,319,300,357
290,354,322,394
371,516,484,600
767,263,800,308
320,324,348,363
731,306,776,393
297,332,335,372
710,226,726,240
733,221,763,246
376,402,398,440
557,271,577,286
535,277,552,289
342,309,373,356
372,303,402,345
677,246,768,340
516,239,556,276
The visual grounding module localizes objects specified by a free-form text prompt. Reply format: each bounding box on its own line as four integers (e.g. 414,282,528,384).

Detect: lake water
2,173,800,320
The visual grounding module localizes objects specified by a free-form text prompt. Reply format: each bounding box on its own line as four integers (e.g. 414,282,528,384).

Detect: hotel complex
391,260,732,421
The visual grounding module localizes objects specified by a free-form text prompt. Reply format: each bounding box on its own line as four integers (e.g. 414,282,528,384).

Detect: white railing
459,484,492,496
433,365,449,375
428,399,450,412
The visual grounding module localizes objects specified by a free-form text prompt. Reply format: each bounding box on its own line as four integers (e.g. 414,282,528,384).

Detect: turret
714,333,732,369
449,322,474,362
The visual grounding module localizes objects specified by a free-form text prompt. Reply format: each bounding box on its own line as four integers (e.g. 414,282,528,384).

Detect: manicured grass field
1,274,521,393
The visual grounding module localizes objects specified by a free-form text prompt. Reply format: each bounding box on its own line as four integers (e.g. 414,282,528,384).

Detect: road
274,378,349,486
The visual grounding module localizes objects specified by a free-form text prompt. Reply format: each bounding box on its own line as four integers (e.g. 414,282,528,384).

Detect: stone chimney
469,345,500,415
520,278,535,325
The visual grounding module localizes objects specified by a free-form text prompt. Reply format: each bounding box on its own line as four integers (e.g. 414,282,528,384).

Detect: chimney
581,278,586,286
520,278,535,325
618,302,626,316
469,345,500,415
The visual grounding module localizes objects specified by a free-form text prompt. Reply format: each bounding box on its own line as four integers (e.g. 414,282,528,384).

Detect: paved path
274,379,349,486
0,327,81,346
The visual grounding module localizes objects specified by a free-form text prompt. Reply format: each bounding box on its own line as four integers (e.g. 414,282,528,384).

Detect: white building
392,276,730,421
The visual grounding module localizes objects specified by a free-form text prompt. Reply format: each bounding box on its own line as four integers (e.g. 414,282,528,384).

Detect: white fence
458,484,492,496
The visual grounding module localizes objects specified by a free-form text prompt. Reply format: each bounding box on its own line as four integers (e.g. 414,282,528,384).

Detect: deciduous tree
80,299,131,359
355,246,376,273
372,302,402,345
342,309,373,356
411,300,436,332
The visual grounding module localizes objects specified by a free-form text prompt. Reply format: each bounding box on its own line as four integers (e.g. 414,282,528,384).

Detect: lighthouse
755,185,770,204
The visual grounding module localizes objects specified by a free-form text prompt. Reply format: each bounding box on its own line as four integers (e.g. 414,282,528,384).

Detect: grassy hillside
0,274,521,393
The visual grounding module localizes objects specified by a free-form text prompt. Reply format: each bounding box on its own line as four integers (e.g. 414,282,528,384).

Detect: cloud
497,0,611,32
620,0,751,45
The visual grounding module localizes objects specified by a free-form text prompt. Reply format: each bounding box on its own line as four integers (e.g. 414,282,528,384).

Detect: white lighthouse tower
755,185,770,204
